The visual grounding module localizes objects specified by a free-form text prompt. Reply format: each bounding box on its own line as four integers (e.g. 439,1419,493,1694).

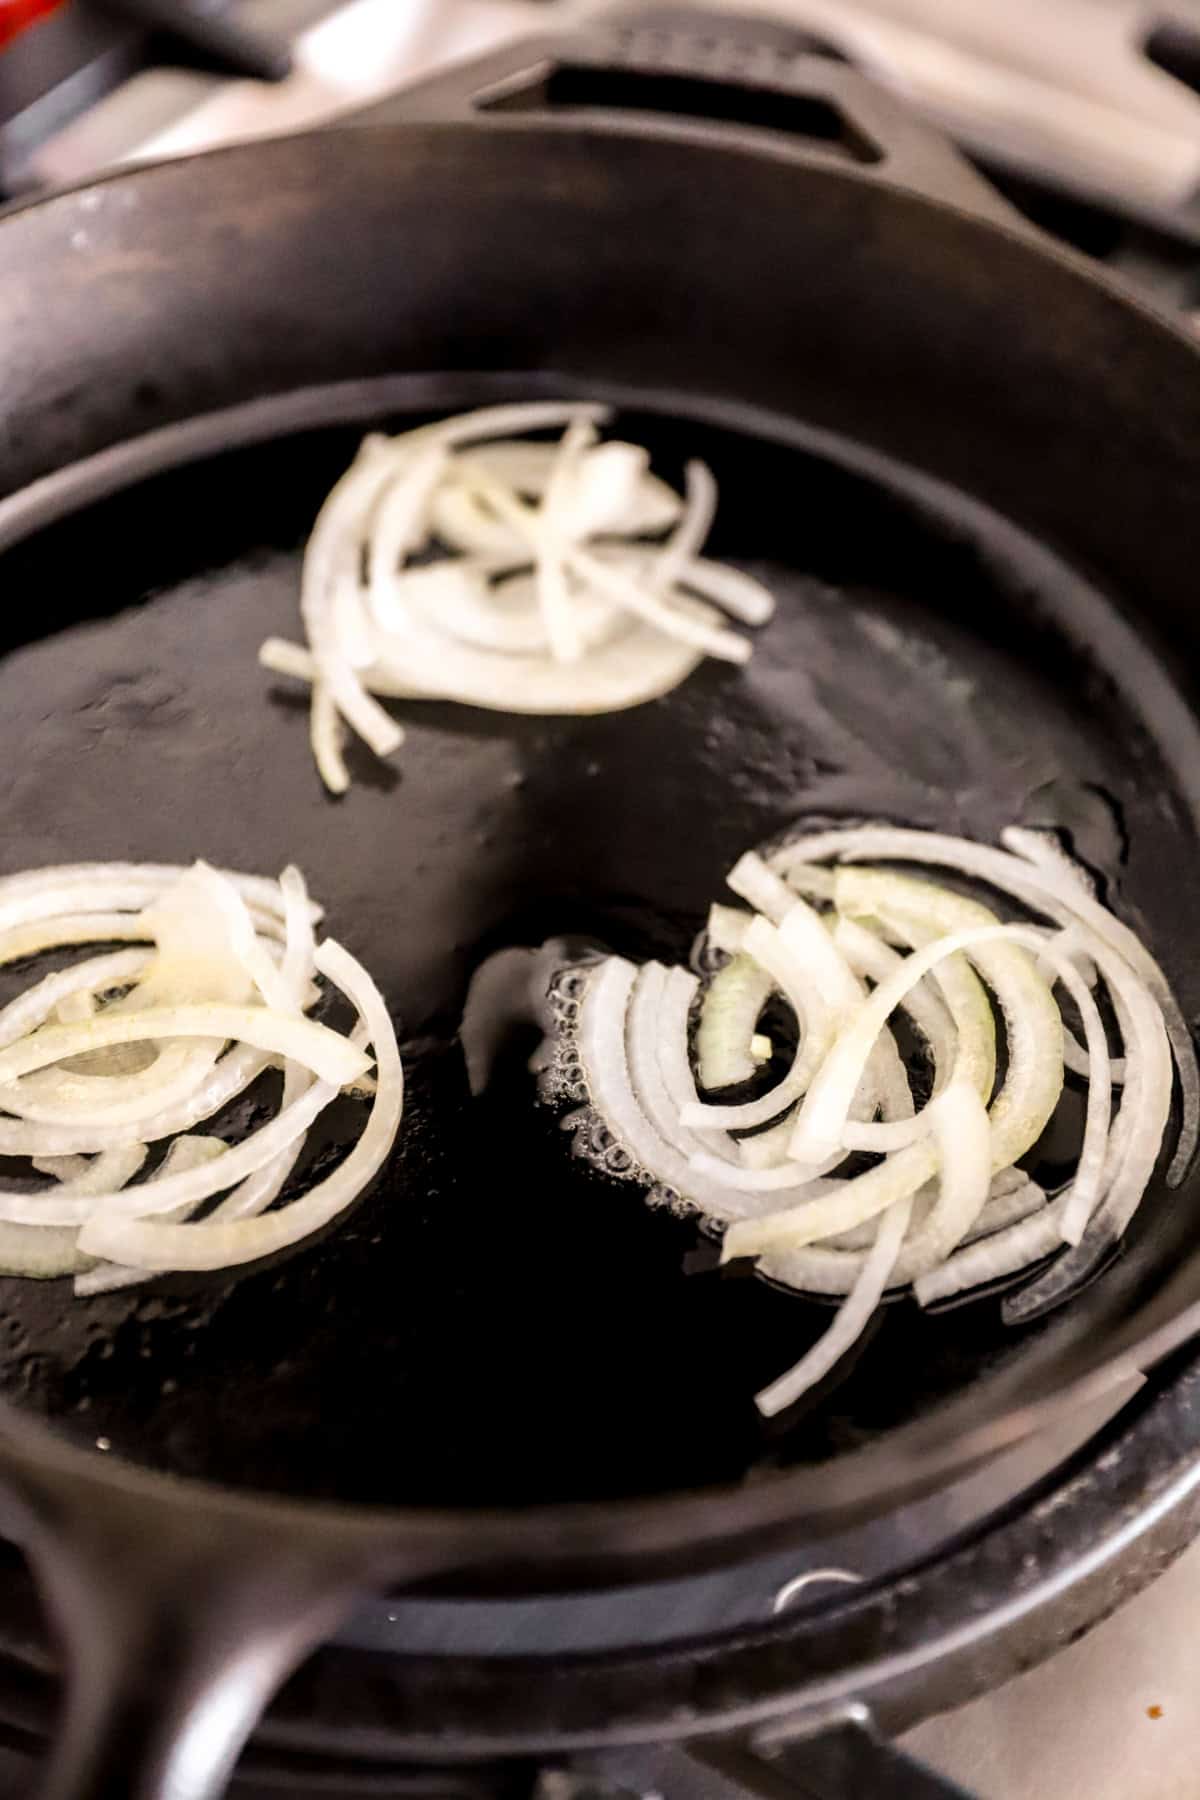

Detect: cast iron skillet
1,21,1200,1799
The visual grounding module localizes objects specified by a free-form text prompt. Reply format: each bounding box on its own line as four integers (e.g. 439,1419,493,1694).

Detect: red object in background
0,0,68,53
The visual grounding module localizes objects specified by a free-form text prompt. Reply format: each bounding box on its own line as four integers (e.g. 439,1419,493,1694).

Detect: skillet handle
357,15,1026,233
0,1452,405,1800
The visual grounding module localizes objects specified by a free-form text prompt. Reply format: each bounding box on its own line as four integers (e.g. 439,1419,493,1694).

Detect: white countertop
904,1525,1200,1798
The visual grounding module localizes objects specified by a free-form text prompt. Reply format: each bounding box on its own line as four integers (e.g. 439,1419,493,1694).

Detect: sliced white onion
0,915,151,965
55,992,95,1026
0,1044,276,1160
0,950,151,1048
899,1079,992,1271
432,430,679,545
0,1145,148,1280
726,851,801,926
277,865,317,1007
680,914,835,1131
557,442,675,540
555,825,1179,1412
0,864,300,922
966,1178,1049,1240
821,870,1054,1139
627,963,701,1154
705,904,754,956
676,559,774,627
1037,921,1099,993
78,939,402,1271
1025,932,1112,1241
305,439,439,760
0,867,293,1134
750,992,925,1415
535,419,596,663
371,615,707,716
722,931,1059,1262
404,400,612,452
397,564,626,660
771,825,1197,1183
73,1135,232,1294
428,467,740,667
914,1195,1073,1305
189,861,293,1014
831,915,958,1081
1002,826,1098,898
0,864,400,1284
824,1171,1043,1254
570,958,825,1224
690,1145,844,1193
5,1066,345,1228
1005,934,1172,1320
695,954,774,1090
0,1003,367,1092
1063,1022,1125,1084
269,408,771,790
755,1191,912,1418
786,919,1057,1163
653,459,717,595
567,540,751,666
0,1041,221,1128
656,966,736,1161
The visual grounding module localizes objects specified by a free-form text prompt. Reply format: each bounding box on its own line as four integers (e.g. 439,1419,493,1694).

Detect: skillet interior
0,384,1195,1510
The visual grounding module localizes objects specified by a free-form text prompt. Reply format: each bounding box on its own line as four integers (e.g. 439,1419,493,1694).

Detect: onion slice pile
0,861,402,1289
541,826,1187,1416
260,403,775,792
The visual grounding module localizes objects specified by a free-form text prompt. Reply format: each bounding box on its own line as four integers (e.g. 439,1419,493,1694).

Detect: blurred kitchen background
3,0,1200,283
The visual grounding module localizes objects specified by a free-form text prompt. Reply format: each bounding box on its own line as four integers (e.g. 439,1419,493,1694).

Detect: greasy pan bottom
0,380,1196,1512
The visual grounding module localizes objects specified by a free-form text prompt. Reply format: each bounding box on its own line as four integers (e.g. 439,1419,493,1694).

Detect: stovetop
4,4,1200,1797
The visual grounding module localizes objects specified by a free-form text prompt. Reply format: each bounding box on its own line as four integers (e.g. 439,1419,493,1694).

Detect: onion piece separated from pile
260,402,775,792
0,861,402,1290
538,826,1191,1417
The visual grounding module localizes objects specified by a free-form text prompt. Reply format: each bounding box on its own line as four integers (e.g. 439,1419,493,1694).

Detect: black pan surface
0,383,1195,1510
